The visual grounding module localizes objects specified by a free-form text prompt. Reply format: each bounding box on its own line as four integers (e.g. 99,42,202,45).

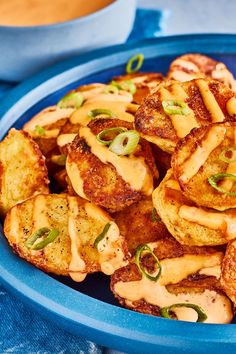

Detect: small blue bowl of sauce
0,0,136,82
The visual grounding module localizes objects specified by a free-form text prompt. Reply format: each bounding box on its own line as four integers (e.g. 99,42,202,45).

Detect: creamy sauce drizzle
220,127,236,191
179,125,226,184
114,252,232,323
226,97,236,116
78,127,153,194
32,195,50,230
66,161,88,199
57,134,77,147
23,106,74,131
70,101,134,126
196,79,225,122
179,205,236,240
160,83,199,138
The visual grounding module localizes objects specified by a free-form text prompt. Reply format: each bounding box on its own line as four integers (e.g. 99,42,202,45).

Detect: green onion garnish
25,228,59,250
162,100,190,115
96,127,126,145
151,208,161,222
57,92,84,109
94,223,111,248
109,130,140,156
34,125,45,135
51,154,67,166
126,53,144,74
103,85,119,95
208,173,236,196
111,80,136,95
219,147,236,163
135,244,161,281
87,108,115,119
160,303,207,322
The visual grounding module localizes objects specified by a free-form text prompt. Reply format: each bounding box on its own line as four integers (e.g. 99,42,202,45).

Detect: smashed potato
0,129,49,217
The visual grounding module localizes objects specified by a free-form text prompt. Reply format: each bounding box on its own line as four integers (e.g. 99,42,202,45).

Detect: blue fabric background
0,7,164,354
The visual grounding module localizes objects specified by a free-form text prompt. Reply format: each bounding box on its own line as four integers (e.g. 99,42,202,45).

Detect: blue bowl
0,0,136,82
0,34,236,354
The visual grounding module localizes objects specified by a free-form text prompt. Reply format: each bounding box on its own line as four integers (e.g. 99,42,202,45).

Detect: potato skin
172,122,236,211
0,129,49,217
221,240,236,305
153,170,228,246
134,79,236,153
66,118,158,212
113,197,171,254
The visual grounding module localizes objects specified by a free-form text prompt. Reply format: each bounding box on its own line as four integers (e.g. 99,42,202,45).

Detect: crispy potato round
221,239,236,305
134,78,236,153
66,119,158,212
167,53,236,90
0,129,49,217
111,239,233,323
172,122,236,210
152,170,234,246
113,197,171,254
112,72,164,104
4,194,128,278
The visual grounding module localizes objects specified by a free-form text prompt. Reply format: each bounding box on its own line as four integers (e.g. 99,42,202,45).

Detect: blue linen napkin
0,7,165,354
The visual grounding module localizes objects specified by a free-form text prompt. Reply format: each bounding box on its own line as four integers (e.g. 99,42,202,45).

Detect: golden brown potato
168,53,236,90
153,170,234,246
0,129,49,217
172,122,236,211
4,194,128,279
23,106,74,156
111,239,233,323
66,118,158,212
221,239,236,305
112,72,164,104
113,197,171,254
134,78,236,153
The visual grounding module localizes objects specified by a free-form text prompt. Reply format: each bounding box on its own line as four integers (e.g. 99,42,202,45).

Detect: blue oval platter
0,34,236,354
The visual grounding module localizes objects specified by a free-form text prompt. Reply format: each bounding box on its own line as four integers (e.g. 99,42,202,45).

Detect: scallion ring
96,127,126,145
94,223,111,248
103,85,119,95
25,228,59,250
34,125,45,135
126,53,144,74
208,173,236,196
111,80,136,95
162,100,190,115
109,130,140,156
57,92,84,109
219,147,236,163
51,154,67,166
87,108,115,119
160,303,207,322
135,244,161,281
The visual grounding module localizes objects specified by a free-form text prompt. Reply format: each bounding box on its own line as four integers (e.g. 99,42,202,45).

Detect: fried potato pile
1,53,236,324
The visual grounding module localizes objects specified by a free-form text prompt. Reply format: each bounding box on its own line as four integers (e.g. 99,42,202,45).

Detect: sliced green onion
151,208,161,222
109,130,140,156
87,108,115,119
126,53,144,74
111,80,136,95
103,85,119,94
96,127,126,145
208,173,236,196
219,147,236,163
34,125,45,135
25,228,59,250
57,92,84,109
94,223,111,248
160,303,207,322
162,100,190,115
135,244,161,281
51,154,67,166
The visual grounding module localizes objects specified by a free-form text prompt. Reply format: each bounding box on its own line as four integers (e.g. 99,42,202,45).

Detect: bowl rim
0,34,236,353
0,0,130,31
